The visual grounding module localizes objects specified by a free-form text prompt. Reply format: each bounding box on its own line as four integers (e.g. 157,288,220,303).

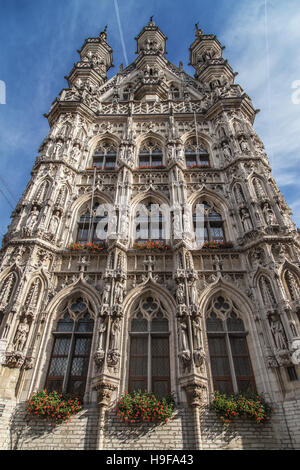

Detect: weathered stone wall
0,401,99,450
1,399,300,450
104,406,196,450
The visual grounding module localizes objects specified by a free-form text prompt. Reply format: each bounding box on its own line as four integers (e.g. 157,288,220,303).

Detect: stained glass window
129,297,170,397
206,297,255,394
45,298,94,396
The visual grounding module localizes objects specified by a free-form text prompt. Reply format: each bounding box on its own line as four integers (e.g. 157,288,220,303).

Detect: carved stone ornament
94,349,105,371
93,382,118,408
107,349,120,367
183,381,207,407
193,348,206,368
5,351,25,369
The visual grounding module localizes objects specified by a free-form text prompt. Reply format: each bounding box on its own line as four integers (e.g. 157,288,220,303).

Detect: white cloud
219,0,300,224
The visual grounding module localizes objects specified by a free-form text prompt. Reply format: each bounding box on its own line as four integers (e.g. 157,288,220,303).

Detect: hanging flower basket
210,391,273,426
115,390,176,424
133,241,170,251
26,390,82,426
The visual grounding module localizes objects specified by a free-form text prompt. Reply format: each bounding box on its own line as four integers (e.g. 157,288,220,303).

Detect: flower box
133,241,170,251
26,389,82,426
115,390,176,425
68,242,106,253
200,241,233,249
210,391,272,426
137,165,166,170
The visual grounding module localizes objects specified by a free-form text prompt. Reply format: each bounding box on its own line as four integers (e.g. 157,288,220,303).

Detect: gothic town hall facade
1,19,300,450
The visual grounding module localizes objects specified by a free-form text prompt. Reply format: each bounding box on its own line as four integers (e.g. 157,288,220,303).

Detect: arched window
45,296,94,396
129,296,170,397
134,199,167,242
92,141,117,170
193,201,224,242
170,86,180,100
122,87,131,101
138,140,163,168
284,270,300,301
185,139,210,168
206,296,255,394
77,202,107,243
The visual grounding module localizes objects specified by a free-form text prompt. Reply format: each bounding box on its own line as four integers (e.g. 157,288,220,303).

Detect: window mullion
63,324,75,393
225,324,238,393
207,221,212,241
148,331,151,393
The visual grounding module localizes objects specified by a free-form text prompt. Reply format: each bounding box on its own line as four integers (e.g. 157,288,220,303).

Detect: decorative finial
149,15,155,25
195,22,203,37
100,25,108,40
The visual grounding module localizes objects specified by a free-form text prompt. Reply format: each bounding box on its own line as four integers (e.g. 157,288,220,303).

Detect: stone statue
192,316,202,350
13,318,30,352
270,319,288,351
48,210,60,237
110,318,121,351
178,317,189,352
103,283,111,305
177,283,185,304
240,208,253,232
263,203,276,225
114,280,124,304
27,206,39,228
240,138,249,152
222,142,232,160
189,281,198,306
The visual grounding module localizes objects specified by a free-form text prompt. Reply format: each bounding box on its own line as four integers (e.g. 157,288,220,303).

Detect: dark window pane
76,315,94,332
77,226,89,241
70,299,86,315
70,357,90,376
151,317,169,332
131,317,148,332
214,380,232,395
152,337,169,355
152,357,169,376
210,225,224,241
131,380,147,393
206,314,224,332
53,337,71,355
229,336,248,355
49,357,68,376
208,336,227,355
130,357,148,376
47,379,63,393
210,357,231,376
237,380,254,394
56,314,74,332
227,315,245,332
130,337,148,355
232,356,252,377
68,379,85,396
74,337,92,355
153,380,169,398
186,156,197,167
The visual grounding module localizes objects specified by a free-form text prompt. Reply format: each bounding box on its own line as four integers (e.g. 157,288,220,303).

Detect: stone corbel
183,381,207,408
5,351,25,369
93,380,118,408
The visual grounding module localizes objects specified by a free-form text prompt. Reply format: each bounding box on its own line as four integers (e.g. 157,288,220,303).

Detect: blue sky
0,0,300,238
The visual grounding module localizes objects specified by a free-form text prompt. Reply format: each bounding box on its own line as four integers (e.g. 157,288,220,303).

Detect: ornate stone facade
1,19,300,450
